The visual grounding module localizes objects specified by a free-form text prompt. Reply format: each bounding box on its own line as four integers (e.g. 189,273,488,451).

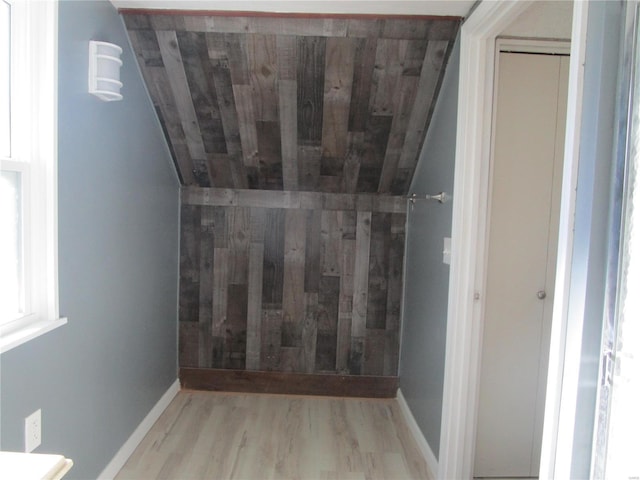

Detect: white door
474,52,569,478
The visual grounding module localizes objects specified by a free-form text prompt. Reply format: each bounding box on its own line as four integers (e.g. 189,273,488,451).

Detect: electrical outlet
25,409,42,453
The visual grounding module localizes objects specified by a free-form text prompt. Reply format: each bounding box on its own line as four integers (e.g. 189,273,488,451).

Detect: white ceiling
110,0,475,17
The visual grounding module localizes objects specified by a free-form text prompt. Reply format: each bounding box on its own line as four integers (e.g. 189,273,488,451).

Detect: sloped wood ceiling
122,12,460,195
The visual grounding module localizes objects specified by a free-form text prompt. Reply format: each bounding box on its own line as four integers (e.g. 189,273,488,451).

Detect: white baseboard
396,388,439,478
98,379,180,480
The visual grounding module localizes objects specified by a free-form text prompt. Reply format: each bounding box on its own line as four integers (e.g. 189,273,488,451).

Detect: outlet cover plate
25,409,42,452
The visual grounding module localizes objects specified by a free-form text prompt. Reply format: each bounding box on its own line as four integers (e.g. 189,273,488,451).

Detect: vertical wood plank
282,209,307,350
179,321,199,367
366,212,390,330
226,284,248,369
228,206,250,285
232,85,259,168
207,153,235,188
280,347,304,373
276,35,299,190
212,246,229,364
297,36,326,145
246,208,266,370
352,211,372,338
176,31,226,157
273,33,298,190
247,34,279,122
384,213,405,376
156,30,207,163
256,121,283,190
315,276,340,372
224,33,250,85
321,37,356,159
206,33,249,189
212,207,228,247
348,37,377,132
349,337,364,375
364,329,386,375
302,292,319,373
358,115,393,193
304,209,322,293
143,65,196,186
378,74,420,193
320,210,342,277
336,234,356,373
179,204,201,324
299,145,322,190
262,209,285,307
396,40,449,175
369,39,407,116
261,309,283,370
342,132,365,194
198,206,215,367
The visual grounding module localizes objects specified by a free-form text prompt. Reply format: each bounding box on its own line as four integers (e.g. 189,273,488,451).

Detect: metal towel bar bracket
408,192,451,205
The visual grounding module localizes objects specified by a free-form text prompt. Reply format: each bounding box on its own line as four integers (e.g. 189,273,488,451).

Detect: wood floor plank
116,391,433,480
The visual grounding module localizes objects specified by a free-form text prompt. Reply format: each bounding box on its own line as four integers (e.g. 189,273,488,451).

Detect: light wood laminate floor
116,391,432,480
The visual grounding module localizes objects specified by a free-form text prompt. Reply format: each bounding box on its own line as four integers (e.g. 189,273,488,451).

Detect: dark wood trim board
119,9,462,22
180,368,399,398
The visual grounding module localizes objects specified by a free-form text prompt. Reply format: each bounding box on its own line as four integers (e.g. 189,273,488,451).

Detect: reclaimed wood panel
124,15,460,195
179,204,201,324
182,187,407,213
232,85,259,168
352,211,372,339
179,193,406,377
247,34,279,122
281,209,307,350
156,30,208,164
198,207,215,367
277,35,299,191
321,37,356,159
246,240,264,370
394,40,450,193
297,36,326,146
176,31,226,156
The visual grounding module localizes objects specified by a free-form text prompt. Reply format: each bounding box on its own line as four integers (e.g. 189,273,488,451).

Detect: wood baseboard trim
180,368,398,398
98,379,180,480
396,388,439,477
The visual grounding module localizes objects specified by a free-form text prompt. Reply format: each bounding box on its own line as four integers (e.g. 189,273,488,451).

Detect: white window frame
0,0,66,353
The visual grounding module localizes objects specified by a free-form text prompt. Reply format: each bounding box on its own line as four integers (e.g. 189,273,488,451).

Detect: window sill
0,317,68,354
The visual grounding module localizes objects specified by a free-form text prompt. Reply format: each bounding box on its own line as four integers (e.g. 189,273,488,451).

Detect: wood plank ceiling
122,12,460,195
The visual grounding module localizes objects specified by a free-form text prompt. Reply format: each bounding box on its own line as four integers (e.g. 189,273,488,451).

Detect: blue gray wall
0,1,180,478
399,38,460,459
569,1,624,477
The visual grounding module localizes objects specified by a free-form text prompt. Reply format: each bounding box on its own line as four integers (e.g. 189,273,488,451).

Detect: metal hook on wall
408,192,452,210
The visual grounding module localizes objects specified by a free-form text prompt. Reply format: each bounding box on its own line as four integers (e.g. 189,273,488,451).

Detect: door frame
438,2,589,479
474,41,570,478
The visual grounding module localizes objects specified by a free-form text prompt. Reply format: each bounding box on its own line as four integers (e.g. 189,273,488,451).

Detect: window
0,0,65,353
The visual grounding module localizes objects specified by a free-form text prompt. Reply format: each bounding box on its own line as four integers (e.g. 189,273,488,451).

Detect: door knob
537,290,547,300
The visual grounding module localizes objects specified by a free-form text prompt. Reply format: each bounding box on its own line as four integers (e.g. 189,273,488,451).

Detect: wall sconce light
88,40,123,101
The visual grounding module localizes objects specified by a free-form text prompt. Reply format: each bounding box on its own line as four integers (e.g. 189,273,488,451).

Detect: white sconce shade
88,40,123,101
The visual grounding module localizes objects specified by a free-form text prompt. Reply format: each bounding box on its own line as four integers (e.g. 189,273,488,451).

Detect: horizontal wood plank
182,187,407,213
180,368,399,398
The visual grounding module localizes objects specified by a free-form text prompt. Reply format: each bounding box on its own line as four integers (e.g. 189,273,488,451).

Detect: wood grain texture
116,390,435,479
156,30,208,164
124,15,460,195
179,369,399,398
179,194,405,376
182,187,407,213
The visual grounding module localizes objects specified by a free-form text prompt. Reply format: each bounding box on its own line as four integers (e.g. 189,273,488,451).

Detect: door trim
438,2,588,479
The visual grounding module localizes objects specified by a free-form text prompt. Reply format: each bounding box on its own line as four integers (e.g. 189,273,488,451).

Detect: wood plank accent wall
123,13,460,195
179,187,407,376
